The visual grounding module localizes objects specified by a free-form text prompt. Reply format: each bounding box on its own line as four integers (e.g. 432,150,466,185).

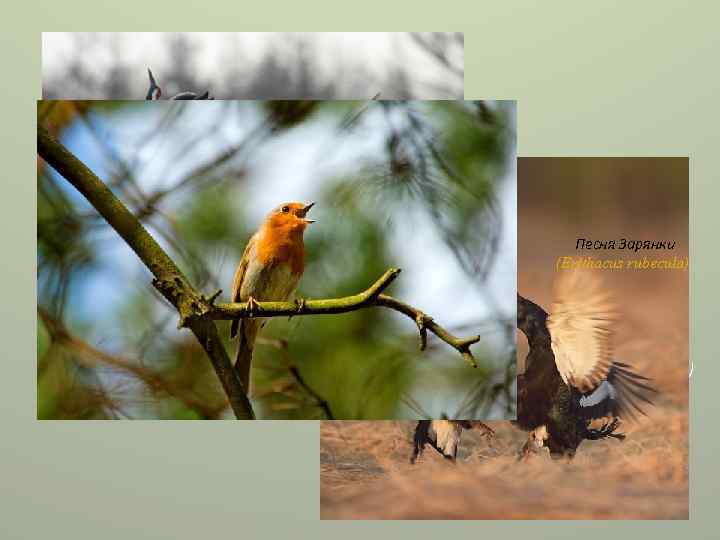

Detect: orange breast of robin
257,223,305,276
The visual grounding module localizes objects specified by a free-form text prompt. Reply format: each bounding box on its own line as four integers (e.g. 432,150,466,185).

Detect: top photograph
42,32,464,100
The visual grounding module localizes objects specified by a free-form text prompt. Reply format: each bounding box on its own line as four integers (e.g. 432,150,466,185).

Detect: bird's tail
234,319,260,395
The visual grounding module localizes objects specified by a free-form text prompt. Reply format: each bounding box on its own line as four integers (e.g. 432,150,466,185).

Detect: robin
230,201,315,394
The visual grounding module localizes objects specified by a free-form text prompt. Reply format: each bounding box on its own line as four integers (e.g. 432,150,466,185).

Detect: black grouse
516,270,657,459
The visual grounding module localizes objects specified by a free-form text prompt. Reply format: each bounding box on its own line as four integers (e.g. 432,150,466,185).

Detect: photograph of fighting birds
410,270,657,464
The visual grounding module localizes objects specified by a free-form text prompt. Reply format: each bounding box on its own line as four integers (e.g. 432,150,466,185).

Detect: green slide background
2,2,716,536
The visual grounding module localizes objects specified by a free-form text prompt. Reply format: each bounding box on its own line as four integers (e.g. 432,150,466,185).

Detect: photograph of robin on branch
37,99,516,420
230,202,316,394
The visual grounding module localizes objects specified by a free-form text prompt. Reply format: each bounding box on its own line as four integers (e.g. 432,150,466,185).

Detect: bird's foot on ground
586,417,625,441
517,426,548,461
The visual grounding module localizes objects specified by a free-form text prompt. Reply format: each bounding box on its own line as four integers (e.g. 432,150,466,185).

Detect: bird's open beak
301,202,316,223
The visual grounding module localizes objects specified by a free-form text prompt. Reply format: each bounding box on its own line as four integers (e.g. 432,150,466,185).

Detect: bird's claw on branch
247,296,261,318
288,297,306,321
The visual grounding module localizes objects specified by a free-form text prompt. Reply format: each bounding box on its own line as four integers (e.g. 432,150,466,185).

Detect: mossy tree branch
37,124,255,420
210,268,482,368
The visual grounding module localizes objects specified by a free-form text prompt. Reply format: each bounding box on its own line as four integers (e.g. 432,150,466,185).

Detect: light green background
2,2,715,536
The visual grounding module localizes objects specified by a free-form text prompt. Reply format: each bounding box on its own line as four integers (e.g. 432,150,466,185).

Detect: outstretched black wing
574,361,657,422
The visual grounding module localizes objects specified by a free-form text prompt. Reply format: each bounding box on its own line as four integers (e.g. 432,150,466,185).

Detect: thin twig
288,366,335,420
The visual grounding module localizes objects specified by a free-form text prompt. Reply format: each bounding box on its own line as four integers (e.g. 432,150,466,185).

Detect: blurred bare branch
38,307,227,418
409,32,464,77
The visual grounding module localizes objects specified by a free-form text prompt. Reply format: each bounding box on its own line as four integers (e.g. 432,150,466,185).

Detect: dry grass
321,203,688,520
321,408,687,519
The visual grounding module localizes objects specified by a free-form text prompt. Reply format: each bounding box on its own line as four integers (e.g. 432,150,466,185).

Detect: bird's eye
281,206,290,213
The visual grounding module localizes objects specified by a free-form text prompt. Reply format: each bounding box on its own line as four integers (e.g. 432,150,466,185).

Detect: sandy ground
320,202,688,520
320,412,687,519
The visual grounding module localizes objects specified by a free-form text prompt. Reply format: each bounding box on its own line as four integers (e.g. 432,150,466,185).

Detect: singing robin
230,201,315,394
